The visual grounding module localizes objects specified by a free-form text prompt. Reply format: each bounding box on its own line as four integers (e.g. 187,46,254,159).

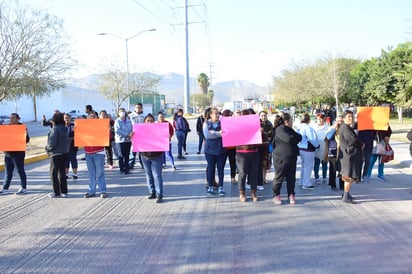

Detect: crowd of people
0,103,409,205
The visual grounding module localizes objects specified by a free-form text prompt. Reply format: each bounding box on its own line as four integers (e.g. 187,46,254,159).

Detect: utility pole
184,0,190,114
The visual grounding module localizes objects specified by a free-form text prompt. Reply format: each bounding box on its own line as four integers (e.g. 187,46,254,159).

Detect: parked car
0,115,11,125
67,110,85,121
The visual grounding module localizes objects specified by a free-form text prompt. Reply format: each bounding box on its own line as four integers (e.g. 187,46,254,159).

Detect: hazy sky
30,0,411,85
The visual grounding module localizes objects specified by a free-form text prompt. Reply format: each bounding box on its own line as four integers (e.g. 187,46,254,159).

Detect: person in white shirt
128,103,145,168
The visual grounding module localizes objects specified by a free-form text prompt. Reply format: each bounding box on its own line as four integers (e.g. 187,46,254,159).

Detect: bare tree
0,1,75,119
98,61,160,112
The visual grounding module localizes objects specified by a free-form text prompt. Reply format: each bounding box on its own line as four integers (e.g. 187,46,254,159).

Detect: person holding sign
141,114,165,203
366,126,392,182
0,113,30,195
236,109,260,202
45,112,70,198
114,108,133,175
203,108,226,196
83,112,108,198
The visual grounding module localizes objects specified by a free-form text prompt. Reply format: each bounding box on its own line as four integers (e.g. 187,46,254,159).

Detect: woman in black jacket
46,112,70,198
272,113,302,205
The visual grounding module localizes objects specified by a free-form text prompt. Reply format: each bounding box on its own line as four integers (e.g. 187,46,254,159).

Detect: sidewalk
0,121,411,273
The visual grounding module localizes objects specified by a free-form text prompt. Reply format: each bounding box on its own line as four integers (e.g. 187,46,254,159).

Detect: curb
0,153,49,172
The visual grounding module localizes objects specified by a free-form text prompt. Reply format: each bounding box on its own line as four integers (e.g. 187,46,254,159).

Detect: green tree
191,93,210,110
197,73,210,95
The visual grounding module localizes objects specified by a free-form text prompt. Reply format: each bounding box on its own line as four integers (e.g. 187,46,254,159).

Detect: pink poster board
220,114,262,147
132,123,169,152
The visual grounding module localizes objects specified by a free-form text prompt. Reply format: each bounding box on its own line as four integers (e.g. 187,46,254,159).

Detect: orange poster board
357,106,390,131
74,119,109,147
0,125,27,151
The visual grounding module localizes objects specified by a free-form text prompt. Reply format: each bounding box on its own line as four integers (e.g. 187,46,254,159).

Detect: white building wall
0,86,122,122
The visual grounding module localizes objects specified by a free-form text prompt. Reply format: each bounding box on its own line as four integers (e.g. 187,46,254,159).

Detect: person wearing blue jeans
1,113,30,195
141,114,164,203
141,152,164,202
366,127,392,182
203,108,226,196
367,153,384,180
84,111,108,198
174,109,189,159
175,130,185,159
84,152,107,198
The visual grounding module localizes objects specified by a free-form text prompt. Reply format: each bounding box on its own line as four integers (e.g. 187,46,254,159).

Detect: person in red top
84,111,108,198
157,112,176,169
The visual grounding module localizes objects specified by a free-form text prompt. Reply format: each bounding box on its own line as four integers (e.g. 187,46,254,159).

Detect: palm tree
197,73,210,95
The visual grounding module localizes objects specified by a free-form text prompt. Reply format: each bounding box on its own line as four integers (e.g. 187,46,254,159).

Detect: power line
132,0,171,24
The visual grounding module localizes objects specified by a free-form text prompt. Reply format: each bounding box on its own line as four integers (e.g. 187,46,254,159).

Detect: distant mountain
68,72,266,105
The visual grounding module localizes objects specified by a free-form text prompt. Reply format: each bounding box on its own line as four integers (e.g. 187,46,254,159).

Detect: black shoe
156,196,163,203
341,193,354,200
342,197,356,204
177,155,186,159
84,193,96,198
196,151,200,154
72,175,78,179
147,193,156,199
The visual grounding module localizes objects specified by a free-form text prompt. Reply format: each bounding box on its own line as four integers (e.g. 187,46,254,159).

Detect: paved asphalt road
1,119,411,273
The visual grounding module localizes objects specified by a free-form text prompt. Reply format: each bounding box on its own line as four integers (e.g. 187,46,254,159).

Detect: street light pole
98,28,156,111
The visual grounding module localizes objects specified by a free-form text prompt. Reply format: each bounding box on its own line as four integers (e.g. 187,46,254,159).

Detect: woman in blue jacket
203,108,226,196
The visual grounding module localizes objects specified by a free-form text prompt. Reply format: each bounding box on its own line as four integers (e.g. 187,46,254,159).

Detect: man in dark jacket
46,112,70,198
272,113,302,205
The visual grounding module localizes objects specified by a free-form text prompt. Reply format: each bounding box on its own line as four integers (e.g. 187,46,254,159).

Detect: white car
0,115,11,125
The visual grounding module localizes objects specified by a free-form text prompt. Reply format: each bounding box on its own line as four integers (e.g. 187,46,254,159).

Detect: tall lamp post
98,28,156,111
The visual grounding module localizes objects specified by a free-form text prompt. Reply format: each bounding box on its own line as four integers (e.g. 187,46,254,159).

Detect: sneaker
0,188,10,195
377,176,386,182
322,179,327,184
72,174,78,179
147,193,156,199
100,193,108,198
257,185,264,191
162,164,167,169
206,188,214,196
289,194,296,204
84,193,96,198
315,178,322,185
61,193,68,198
172,165,177,170
218,187,225,196
362,176,370,183
302,185,316,190
273,195,282,205
47,193,60,198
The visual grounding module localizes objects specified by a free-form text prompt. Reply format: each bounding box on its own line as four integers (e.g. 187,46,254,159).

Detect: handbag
380,144,394,163
372,133,386,155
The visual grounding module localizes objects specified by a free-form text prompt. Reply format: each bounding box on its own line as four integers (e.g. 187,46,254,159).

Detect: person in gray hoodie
45,112,70,198
114,108,133,175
